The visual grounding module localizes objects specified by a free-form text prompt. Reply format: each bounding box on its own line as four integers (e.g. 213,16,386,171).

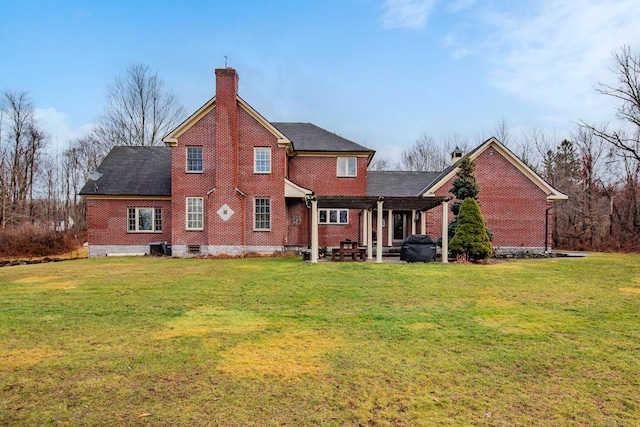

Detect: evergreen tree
449,198,492,261
446,157,480,240
450,157,479,201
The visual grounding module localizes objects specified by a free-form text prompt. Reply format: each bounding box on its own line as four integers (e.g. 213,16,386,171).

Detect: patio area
306,195,450,263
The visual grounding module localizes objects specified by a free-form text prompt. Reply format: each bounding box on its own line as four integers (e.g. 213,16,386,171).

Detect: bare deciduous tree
581,45,640,163
493,117,514,147
368,155,398,171
93,63,185,152
0,91,48,227
400,132,466,171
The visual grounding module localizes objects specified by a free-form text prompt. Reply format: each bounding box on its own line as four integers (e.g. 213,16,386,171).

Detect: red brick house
80,68,567,260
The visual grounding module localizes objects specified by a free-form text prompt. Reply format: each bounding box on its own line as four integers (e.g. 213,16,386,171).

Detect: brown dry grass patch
39,281,79,290
12,276,79,290
0,345,60,369
478,295,517,308
217,330,341,379
13,276,60,283
154,308,268,340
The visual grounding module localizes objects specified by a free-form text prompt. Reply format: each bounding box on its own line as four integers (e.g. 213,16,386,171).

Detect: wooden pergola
307,195,451,263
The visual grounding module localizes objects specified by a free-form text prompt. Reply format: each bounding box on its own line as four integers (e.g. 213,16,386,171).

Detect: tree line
1,48,639,253
370,46,640,252
0,64,185,242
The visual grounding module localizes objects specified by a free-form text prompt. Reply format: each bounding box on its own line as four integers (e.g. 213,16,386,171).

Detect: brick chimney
215,68,239,189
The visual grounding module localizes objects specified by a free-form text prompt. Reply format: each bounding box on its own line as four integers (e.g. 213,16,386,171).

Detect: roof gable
421,137,568,201
79,146,171,196
162,96,291,150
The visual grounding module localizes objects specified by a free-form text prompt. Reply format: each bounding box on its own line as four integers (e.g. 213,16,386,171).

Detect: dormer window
337,156,357,177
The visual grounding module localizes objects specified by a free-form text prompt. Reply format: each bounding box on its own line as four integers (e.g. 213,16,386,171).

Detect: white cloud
34,107,95,153
452,47,471,59
481,0,640,120
447,0,477,13
380,0,436,30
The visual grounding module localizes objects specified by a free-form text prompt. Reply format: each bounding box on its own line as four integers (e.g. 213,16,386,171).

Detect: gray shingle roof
368,171,442,196
272,122,372,153
79,146,171,196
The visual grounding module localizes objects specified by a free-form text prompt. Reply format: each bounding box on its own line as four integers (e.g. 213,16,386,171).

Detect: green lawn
0,254,638,426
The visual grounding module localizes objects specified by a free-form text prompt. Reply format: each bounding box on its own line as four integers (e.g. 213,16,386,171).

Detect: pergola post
362,210,368,246
420,209,426,234
311,198,319,263
411,209,416,235
308,195,446,263
387,209,393,246
377,200,384,263
441,199,449,263
367,209,373,260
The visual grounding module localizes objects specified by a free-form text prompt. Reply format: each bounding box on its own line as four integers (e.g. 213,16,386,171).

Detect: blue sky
1,0,639,162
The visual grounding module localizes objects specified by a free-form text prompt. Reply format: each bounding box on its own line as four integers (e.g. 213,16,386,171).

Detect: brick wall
286,200,309,246
235,107,287,248
85,198,172,250
425,146,549,251
317,211,362,247
284,201,363,248
288,155,369,196
170,107,216,247
170,68,289,253
288,155,368,247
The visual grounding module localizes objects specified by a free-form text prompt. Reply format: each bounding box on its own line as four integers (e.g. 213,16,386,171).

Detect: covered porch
306,195,450,263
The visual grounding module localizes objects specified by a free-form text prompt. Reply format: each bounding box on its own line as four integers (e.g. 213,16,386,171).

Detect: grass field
0,253,638,426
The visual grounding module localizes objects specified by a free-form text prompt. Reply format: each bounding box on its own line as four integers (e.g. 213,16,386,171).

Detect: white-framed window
186,197,203,230
319,208,349,224
254,147,271,173
254,197,271,231
337,156,357,177
128,207,162,232
186,146,203,172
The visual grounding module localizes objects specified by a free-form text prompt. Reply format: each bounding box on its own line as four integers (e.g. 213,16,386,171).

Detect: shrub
0,224,80,258
448,198,492,261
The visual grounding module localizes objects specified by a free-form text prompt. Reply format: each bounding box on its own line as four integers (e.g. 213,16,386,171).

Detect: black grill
400,234,437,263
